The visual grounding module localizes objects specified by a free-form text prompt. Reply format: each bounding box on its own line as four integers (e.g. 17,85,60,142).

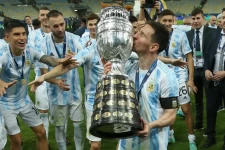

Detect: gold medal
21,79,26,85
67,49,72,54
26,60,30,66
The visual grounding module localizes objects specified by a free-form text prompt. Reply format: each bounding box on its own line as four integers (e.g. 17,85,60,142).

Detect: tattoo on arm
40,55,58,67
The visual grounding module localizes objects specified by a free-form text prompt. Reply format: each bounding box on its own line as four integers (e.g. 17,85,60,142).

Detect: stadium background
1,0,225,149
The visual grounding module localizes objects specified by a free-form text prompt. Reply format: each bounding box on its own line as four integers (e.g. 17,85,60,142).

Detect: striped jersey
118,59,179,150
75,41,104,111
40,32,83,105
0,44,44,110
0,39,7,50
159,28,192,83
0,111,6,149
28,28,51,77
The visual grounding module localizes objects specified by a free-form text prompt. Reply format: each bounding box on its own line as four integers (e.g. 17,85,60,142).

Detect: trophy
89,6,143,139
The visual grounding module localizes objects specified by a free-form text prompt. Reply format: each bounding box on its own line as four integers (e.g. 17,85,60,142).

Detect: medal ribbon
51,34,66,58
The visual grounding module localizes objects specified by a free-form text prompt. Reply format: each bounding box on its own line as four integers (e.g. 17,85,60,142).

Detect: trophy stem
108,58,126,76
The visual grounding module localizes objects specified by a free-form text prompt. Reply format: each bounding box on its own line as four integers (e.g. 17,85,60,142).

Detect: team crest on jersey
147,80,155,92
172,42,176,47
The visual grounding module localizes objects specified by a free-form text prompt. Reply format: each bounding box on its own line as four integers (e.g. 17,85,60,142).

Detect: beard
52,31,65,39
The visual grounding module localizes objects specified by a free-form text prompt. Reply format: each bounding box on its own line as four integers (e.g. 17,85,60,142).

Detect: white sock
55,126,67,150
73,121,84,150
64,119,68,136
188,134,196,143
40,113,49,140
169,129,174,137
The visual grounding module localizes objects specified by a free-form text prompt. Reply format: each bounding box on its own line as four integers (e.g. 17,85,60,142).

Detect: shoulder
66,32,80,39
155,60,176,79
173,29,187,39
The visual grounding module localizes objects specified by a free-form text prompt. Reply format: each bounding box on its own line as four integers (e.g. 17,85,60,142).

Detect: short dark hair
4,19,26,33
3,17,12,28
159,9,175,19
191,8,204,16
222,8,225,13
87,13,99,21
32,18,41,26
129,15,138,23
147,20,169,53
24,15,31,20
47,10,63,19
39,7,50,11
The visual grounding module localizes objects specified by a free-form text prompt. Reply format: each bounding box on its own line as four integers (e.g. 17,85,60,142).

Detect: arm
186,53,197,93
158,56,187,68
39,55,61,67
149,109,176,128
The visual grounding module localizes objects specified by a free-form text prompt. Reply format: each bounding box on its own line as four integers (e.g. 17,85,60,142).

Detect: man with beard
0,19,73,150
37,10,84,150
28,7,51,140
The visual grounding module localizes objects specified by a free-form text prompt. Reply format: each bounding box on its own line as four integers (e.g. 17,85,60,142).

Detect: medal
26,60,30,66
21,79,26,85
67,49,72,54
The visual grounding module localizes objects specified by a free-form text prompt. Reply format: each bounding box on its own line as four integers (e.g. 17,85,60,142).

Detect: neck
10,45,23,56
90,33,96,39
138,52,157,70
41,24,51,33
168,28,173,33
53,36,64,43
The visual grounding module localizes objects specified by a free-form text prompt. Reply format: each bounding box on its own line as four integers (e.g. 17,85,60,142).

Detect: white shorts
0,115,7,150
35,81,49,110
1,102,43,135
85,108,101,142
178,82,191,105
49,101,84,126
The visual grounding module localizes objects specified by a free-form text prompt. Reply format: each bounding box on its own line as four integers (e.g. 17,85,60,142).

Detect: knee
36,128,47,139
91,142,101,150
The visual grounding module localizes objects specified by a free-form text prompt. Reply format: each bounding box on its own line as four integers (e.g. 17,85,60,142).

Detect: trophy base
90,75,143,139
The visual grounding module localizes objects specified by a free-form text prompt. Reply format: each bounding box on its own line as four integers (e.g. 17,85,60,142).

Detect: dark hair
222,8,225,13
4,19,26,33
24,15,31,20
129,15,138,23
87,13,99,22
39,7,50,11
159,9,175,19
3,17,12,27
32,19,41,26
47,10,63,19
147,20,169,53
191,8,204,16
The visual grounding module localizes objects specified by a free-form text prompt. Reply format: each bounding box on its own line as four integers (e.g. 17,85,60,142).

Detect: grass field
4,68,225,150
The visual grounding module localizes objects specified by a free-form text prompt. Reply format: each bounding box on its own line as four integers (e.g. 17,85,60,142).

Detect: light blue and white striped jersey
40,32,83,105
28,28,51,77
75,41,104,111
118,59,179,150
0,44,44,110
0,39,7,50
159,28,192,83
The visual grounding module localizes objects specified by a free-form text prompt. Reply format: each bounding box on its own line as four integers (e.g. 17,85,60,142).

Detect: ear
38,16,41,21
5,33,9,41
149,43,159,53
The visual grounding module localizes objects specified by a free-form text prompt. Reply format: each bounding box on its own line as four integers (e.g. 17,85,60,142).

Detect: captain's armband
159,97,178,109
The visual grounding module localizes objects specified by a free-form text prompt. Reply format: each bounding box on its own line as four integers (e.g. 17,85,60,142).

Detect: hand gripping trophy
89,6,143,138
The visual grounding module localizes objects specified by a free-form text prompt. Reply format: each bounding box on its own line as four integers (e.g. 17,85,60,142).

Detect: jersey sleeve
74,45,94,65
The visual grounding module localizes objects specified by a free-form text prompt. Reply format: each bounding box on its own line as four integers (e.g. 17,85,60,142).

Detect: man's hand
205,70,214,81
57,57,77,66
56,79,70,91
136,118,150,138
171,58,188,68
103,61,112,75
187,80,198,93
212,71,225,81
154,1,160,10
28,76,45,92
140,0,145,5
0,80,17,96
